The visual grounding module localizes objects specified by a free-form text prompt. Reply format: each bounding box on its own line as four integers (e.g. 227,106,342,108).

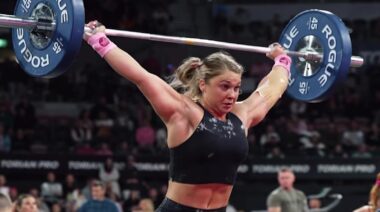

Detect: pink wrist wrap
376,179,380,186
87,32,116,58
273,54,291,75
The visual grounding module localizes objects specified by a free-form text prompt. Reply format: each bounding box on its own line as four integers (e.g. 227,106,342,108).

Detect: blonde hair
169,51,244,101
369,172,380,211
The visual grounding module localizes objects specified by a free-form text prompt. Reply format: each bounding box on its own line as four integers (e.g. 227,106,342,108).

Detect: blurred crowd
0,157,165,212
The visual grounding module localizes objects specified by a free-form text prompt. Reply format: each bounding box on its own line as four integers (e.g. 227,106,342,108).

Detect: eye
220,84,230,91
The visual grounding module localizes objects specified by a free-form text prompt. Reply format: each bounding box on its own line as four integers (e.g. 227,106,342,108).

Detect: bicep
104,47,184,123
238,67,288,128
235,92,270,128
136,73,185,123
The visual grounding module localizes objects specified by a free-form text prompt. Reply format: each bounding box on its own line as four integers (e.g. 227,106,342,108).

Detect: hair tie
191,61,203,69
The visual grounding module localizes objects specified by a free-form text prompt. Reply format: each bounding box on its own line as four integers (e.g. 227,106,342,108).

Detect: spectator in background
13,95,36,137
267,168,308,212
79,109,94,132
51,202,63,212
352,144,373,158
328,143,349,159
212,4,229,38
63,173,80,203
81,178,96,200
266,146,285,159
96,142,114,156
0,101,14,133
99,157,121,198
132,198,155,212
135,103,156,154
308,198,322,210
14,194,38,212
8,187,18,202
66,189,87,212
123,190,142,212
366,122,380,150
70,119,93,148
135,120,156,154
0,174,10,197
12,128,31,153
40,172,63,207
0,124,11,153
78,180,118,212
28,187,50,212
115,141,134,156
151,5,172,35
341,120,365,152
90,96,115,145
260,124,281,153
0,193,12,212
147,187,161,209
229,7,250,38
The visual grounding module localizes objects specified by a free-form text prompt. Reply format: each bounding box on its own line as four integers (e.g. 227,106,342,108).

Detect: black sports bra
169,105,248,185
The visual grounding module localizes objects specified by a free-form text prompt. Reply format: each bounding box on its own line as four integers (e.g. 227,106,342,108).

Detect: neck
198,100,226,121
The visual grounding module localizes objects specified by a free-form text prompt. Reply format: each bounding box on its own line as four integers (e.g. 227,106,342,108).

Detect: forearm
103,47,150,85
86,31,150,85
255,66,289,109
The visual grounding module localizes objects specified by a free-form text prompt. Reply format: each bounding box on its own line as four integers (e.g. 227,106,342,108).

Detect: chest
183,116,248,161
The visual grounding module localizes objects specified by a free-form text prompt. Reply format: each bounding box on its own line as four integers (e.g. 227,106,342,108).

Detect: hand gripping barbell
0,0,364,102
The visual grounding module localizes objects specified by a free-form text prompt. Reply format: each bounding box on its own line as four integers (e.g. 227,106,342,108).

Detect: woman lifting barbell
84,20,291,212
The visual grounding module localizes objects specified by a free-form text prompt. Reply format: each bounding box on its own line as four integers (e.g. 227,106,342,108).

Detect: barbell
0,0,365,102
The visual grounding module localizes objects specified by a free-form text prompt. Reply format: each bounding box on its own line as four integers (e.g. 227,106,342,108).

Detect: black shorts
155,197,227,212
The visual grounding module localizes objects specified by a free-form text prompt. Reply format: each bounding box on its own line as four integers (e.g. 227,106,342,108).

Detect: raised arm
84,21,186,123
236,44,290,128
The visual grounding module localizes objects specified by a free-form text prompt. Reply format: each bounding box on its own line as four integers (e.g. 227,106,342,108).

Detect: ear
199,79,206,93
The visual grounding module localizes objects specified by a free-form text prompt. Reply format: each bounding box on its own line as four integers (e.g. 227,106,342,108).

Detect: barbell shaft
0,14,55,31
0,13,364,68
91,27,364,68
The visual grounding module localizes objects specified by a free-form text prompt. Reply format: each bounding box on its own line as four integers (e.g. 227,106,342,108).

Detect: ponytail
168,57,203,100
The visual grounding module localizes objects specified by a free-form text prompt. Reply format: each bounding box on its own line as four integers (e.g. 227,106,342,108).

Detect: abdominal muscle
165,181,233,209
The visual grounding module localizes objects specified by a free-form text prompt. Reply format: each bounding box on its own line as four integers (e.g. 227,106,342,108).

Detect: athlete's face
200,70,241,115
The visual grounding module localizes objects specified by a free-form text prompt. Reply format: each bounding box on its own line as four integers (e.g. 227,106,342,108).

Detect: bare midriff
165,181,233,209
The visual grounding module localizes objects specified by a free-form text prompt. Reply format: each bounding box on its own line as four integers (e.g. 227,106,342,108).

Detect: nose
227,88,239,99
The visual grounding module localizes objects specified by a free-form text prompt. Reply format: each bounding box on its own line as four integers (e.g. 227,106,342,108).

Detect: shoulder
104,199,118,207
268,187,282,197
80,200,92,208
295,189,306,197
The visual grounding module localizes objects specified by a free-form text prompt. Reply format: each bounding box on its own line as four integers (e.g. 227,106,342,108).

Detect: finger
269,42,281,50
